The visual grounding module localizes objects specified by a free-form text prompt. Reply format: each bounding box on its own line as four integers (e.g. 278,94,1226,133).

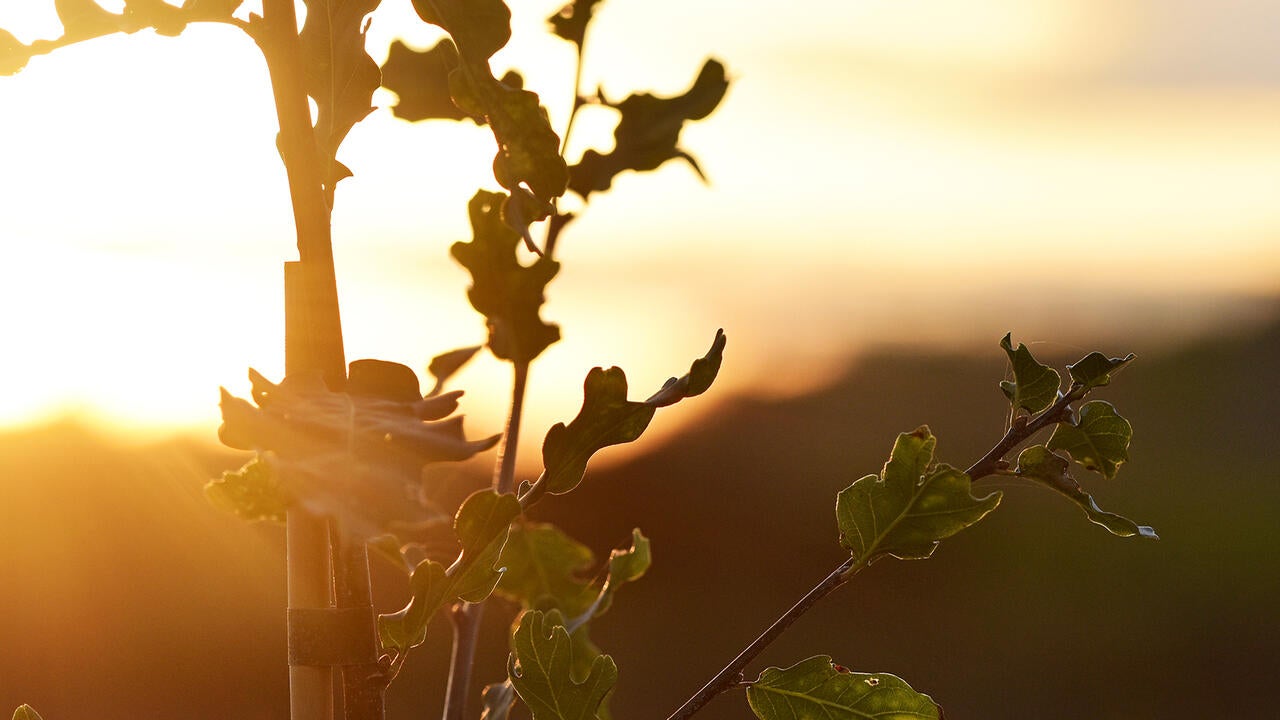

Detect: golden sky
0,1,1277,458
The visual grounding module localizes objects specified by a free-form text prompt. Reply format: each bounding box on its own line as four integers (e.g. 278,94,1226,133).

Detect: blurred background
1,0,1277,718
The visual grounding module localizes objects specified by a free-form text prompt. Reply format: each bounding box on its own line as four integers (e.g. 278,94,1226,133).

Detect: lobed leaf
451,190,561,362
836,427,1001,564
377,489,521,651
1067,351,1135,390
746,656,940,720
548,0,604,48
218,363,498,539
508,610,618,720
11,706,43,720
411,0,568,203
299,0,382,207
569,59,729,198
998,333,1061,414
204,457,289,523
592,529,650,618
381,38,469,122
498,522,599,618
1046,401,1132,480
1015,446,1157,539
541,330,725,495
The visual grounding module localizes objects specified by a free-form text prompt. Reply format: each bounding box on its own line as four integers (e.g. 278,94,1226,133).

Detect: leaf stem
665,558,858,720
965,387,1083,481
441,360,533,720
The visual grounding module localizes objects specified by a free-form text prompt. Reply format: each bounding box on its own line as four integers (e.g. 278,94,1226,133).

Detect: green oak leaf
450,490,522,602
11,706,44,720
1046,401,1132,480
836,427,1001,564
1015,446,1157,539
378,558,449,651
570,59,729,198
549,0,603,48
204,457,289,524
998,333,1061,414
592,529,651,618
542,330,725,495
299,0,381,207
1067,351,1135,390
381,39,469,122
509,610,618,720
377,490,521,651
428,345,482,396
498,522,599,617
747,656,940,720
411,0,568,202
451,190,561,362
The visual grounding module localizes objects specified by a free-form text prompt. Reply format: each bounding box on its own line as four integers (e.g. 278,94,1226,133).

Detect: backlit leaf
450,490,522,602
570,59,729,198
998,333,1061,414
0,28,28,76
378,558,449,651
1046,401,1132,480
498,522,598,617
122,0,187,36
12,706,44,720
451,190,561,362
204,457,288,524
509,610,617,720
299,0,381,207
428,345,482,395
747,656,940,720
381,38,469,122
542,330,725,495
218,364,498,539
1015,446,1157,539
592,529,650,618
411,0,568,202
836,427,1001,564
1067,351,1135,390
548,0,603,48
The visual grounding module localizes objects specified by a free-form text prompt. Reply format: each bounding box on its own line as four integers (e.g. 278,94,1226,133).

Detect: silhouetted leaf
747,656,940,720
837,427,1001,564
452,190,561,362
55,0,119,38
122,0,187,35
1016,445,1157,539
450,489,522,601
0,28,28,76
382,38,470,122
204,457,288,523
509,610,617,720
999,333,1061,414
548,0,603,48
1046,401,1132,480
498,523,598,617
11,706,44,720
299,0,381,206
1068,351,1135,390
218,364,498,538
428,345,482,395
570,59,728,198
541,330,725,495
410,0,568,202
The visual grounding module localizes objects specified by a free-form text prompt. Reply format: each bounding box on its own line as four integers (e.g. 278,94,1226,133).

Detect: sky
0,1,1278,459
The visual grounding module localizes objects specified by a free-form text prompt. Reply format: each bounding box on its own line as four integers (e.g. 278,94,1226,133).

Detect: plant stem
965,388,1082,481
441,360,533,720
666,559,858,720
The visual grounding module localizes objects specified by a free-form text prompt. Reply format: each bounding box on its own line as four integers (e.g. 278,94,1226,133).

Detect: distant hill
2,316,1276,719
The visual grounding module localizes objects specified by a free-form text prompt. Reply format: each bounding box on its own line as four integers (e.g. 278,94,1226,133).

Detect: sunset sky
0,1,1277,459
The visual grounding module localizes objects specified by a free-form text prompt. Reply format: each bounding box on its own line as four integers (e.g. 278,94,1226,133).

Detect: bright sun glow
0,1,1277,451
